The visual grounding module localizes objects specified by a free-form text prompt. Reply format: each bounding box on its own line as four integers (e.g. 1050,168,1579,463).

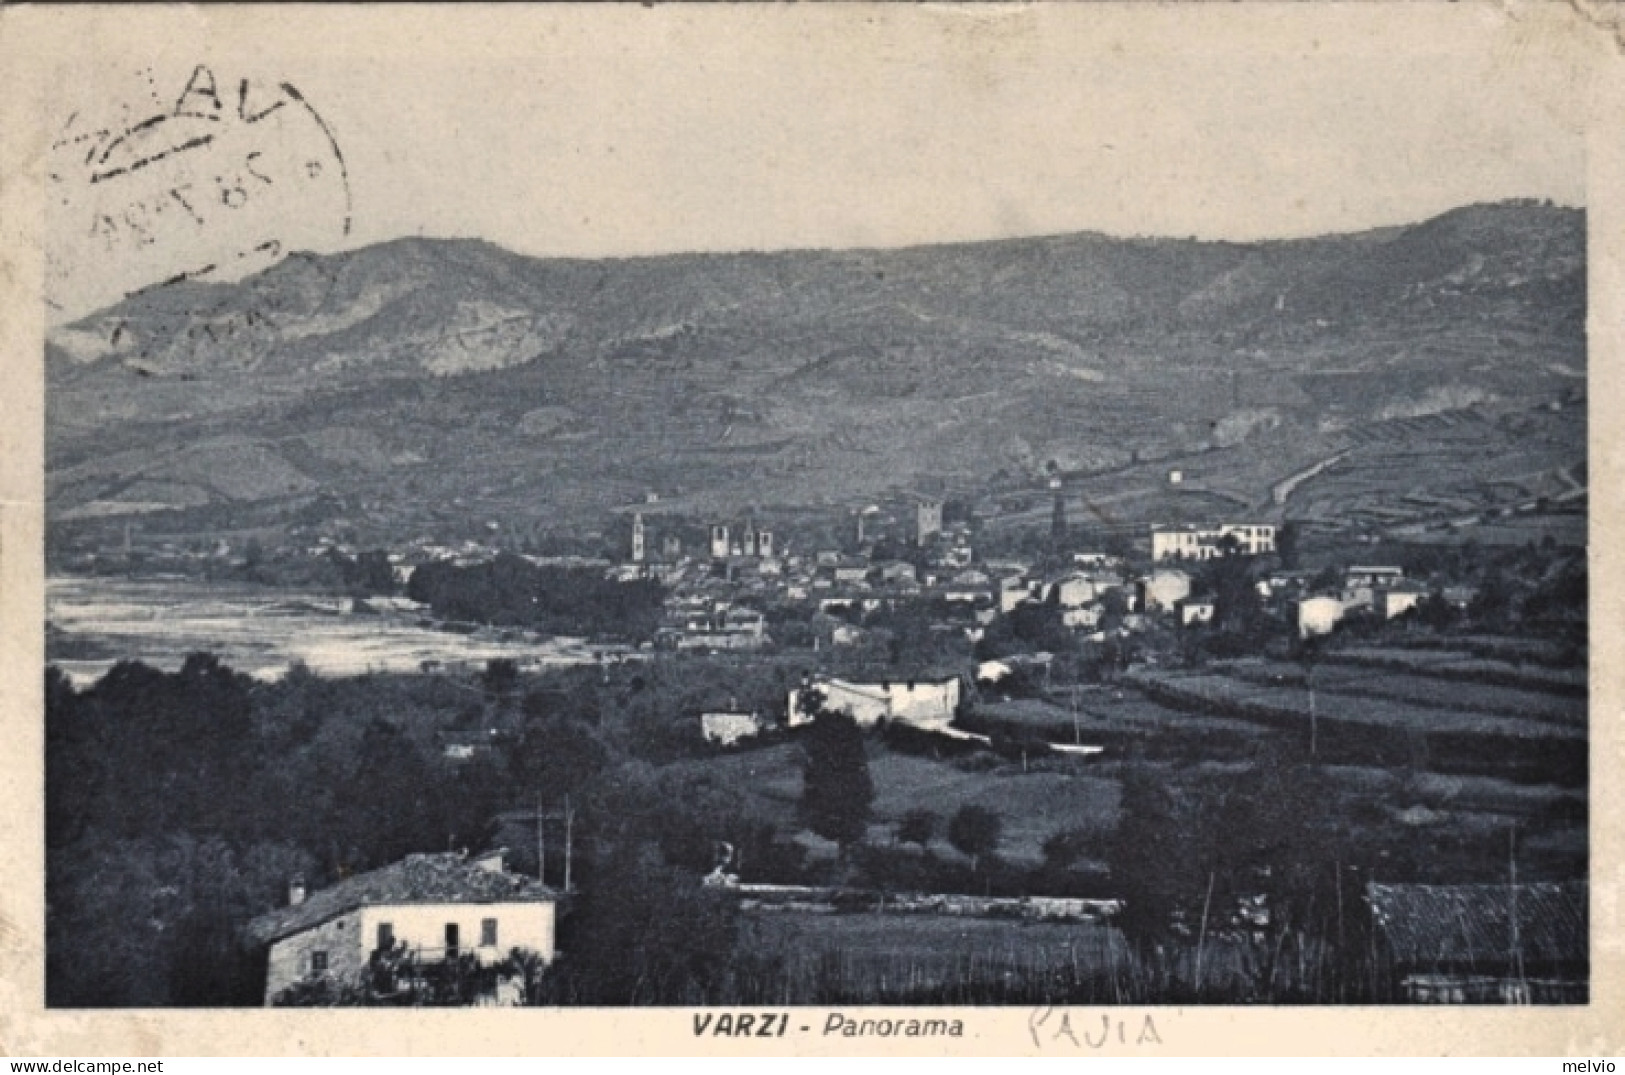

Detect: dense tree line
44,655,747,1006
406,553,665,640
1106,742,1397,1001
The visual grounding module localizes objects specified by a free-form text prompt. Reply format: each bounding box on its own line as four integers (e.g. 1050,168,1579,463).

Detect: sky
23,4,1593,322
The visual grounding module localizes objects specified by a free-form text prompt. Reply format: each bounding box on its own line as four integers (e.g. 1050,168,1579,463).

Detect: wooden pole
1509,824,1524,991
536,792,545,885
1308,665,1317,758
563,795,574,892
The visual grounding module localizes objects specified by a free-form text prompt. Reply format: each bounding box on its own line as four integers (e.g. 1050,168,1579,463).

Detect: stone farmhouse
244,850,558,1005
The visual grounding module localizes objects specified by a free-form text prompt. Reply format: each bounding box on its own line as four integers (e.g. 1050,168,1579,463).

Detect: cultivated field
734,911,1137,1005
865,753,1120,865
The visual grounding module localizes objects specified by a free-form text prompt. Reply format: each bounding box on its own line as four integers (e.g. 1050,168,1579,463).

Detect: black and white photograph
4,2,1620,1052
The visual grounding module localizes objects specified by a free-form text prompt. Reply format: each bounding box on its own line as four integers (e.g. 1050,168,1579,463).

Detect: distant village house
701,710,764,746
1151,523,1277,562
788,676,962,731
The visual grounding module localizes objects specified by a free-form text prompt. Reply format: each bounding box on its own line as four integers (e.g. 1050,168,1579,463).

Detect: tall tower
916,500,943,547
630,513,645,563
742,521,759,558
757,529,774,559
1051,492,1067,542
710,524,730,560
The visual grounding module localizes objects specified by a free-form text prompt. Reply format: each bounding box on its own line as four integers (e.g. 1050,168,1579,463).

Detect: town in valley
44,202,1588,1008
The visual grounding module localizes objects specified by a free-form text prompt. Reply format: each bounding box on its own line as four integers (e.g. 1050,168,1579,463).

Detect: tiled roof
1366,882,1586,969
245,853,557,946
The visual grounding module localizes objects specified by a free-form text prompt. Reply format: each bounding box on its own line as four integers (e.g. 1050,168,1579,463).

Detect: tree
482,658,521,707
947,803,1001,872
895,808,939,852
547,842,739,1004
334,718,445,869
1106,767,1219,949
1007,600,1071,652
798,700,874,852
1415,590,1459,630
1201,553,1265,637
1041,826,1096,872
1276,521,1302,570
1468,569,1514,628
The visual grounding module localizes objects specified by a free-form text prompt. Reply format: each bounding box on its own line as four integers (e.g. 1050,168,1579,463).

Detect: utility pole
563,795,574,893
528,796,577,891
1509,823,1524,990
1307,661,1318,758
1309,680,1317,758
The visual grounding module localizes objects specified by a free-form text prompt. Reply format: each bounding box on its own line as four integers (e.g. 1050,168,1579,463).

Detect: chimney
288,878,307,907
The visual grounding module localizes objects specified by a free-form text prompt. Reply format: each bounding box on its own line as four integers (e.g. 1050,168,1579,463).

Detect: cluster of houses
627,512,1296,653
222,504,1581,1008
1289,564,1473,639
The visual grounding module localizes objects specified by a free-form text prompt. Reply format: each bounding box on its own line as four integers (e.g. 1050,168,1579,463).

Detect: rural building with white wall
244,850,558,1005
788,676,962,731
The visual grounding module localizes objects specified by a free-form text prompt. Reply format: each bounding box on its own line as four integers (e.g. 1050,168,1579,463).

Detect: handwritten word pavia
1029,1008,1164,1050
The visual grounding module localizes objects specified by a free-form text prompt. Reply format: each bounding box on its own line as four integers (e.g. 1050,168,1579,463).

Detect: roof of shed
1365,882,1587,968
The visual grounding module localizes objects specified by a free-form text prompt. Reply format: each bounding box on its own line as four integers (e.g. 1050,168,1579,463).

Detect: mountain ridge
46,200,1586,547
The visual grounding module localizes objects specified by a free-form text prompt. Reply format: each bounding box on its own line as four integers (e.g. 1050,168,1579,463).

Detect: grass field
865,753,1120,864
1217,659,1583,727
664,741,1121,867
1128,669,1581,742
977,691,1271,750
1322,646,1586,696
735,911,1139,1004
731,908,1311,1004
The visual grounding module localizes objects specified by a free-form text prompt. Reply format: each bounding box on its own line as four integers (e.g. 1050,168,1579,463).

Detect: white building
1047,573,1097,609
245,851,557,1006
788,676,961,731
1180,601,1216,626
1151,523,1277,562
1383,586,1426,620
1347,565,1405,588
999,576,1044,613
701,711,763,746
916,500,944,545
709,524,730,559
1062,604,1105,629
1299,595,1346,638
1141,570,1193,612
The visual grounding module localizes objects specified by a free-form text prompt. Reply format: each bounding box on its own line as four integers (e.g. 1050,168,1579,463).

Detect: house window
376,923,394,952
481,918,498,947
311,950,328,975
444,923,460,956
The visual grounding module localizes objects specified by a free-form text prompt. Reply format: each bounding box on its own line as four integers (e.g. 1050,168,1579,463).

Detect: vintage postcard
0,1,1621,1057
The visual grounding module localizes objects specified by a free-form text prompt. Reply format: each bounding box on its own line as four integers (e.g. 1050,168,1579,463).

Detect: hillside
46,202,1586,549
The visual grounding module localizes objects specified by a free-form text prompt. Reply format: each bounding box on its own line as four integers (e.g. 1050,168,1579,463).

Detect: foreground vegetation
46,606,1585,1005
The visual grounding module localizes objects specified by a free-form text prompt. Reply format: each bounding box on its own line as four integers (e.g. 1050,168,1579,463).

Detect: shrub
947,804,1002,871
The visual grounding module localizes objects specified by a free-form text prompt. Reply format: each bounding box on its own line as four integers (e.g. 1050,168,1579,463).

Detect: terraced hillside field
1123,643,1585,784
